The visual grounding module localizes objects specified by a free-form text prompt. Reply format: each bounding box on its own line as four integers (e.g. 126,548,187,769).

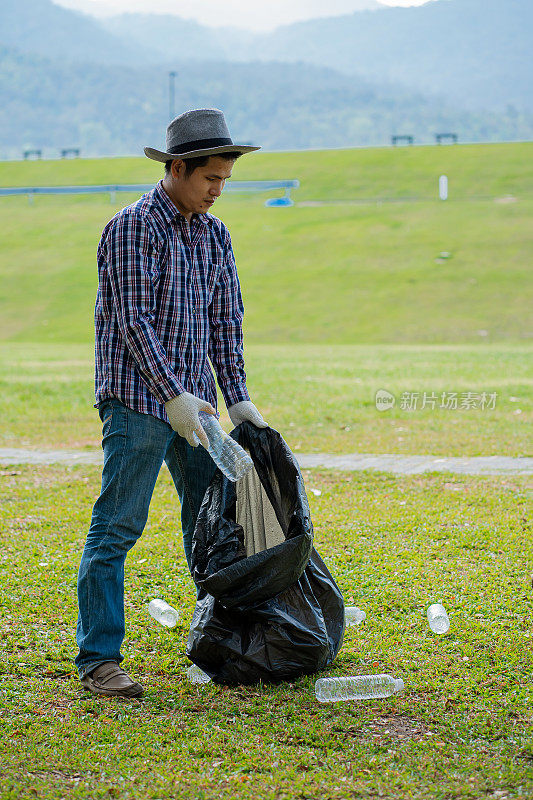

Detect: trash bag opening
192,423,315,602
230,422,310,545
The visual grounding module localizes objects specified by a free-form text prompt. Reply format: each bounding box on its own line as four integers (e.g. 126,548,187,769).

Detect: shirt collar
154,180,212,227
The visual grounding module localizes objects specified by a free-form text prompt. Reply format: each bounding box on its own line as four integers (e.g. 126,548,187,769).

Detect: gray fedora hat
144,108,260,162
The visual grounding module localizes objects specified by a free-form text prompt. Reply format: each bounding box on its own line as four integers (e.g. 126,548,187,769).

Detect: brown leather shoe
80,662,144,698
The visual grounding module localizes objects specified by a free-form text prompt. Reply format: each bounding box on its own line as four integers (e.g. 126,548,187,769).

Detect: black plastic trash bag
186,422,345,685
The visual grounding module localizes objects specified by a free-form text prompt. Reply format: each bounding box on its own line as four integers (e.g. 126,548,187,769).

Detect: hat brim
144,144,261,163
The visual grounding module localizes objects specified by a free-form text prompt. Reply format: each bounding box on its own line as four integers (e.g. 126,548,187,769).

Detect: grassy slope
1,465,532,799
1,142,531,198
1,142,532,344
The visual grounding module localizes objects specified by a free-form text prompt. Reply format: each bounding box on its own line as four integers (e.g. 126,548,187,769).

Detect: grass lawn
1,464,532,799
1,143,531,799
0,343,531,458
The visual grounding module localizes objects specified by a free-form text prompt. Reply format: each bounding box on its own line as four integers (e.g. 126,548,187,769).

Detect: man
76,108,268,698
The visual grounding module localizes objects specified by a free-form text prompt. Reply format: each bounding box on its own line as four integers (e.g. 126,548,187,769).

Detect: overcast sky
54,0,435,31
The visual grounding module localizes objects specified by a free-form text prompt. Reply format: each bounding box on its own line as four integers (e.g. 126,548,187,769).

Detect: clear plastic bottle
147,599,179,628
187,664,212,684
427,603,450,634
193,410,253,482
315,674,404,702
344,606,366,627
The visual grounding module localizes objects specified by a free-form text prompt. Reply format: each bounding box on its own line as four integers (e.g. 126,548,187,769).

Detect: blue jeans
75,399,217,678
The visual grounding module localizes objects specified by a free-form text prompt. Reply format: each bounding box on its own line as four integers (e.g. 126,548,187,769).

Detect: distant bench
0,180,300,204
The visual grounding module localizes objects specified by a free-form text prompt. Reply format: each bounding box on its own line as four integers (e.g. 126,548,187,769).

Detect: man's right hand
164,392,217,448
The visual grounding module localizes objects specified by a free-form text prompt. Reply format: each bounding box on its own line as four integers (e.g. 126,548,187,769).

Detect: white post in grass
439,174,448,200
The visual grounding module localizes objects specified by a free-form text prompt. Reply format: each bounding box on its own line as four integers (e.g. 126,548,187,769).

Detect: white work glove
227,400,268,429
164,392,216,448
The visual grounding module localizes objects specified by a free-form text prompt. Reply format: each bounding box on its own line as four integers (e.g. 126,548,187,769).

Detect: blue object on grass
265,197,294,207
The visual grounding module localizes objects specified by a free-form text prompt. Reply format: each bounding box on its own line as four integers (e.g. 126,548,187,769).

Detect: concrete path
296,453,533,476
0,448,531,476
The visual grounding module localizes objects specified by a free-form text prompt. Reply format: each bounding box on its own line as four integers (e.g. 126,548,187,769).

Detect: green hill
1,141,531,345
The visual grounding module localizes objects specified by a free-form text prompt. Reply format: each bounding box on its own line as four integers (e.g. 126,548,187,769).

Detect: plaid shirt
94,180,250,423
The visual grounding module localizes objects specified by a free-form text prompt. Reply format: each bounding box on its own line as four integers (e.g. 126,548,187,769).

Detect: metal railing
0,180,300,204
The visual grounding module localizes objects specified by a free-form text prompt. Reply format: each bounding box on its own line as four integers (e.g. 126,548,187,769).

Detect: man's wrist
157,380,186,406
222,384,250,408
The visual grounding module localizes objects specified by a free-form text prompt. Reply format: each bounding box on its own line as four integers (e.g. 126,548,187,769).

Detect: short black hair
164,151,242,177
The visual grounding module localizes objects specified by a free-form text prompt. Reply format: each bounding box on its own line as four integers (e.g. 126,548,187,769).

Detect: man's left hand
228,401,268,429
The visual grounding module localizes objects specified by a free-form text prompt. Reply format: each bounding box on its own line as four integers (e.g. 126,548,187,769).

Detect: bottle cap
394,678,405,692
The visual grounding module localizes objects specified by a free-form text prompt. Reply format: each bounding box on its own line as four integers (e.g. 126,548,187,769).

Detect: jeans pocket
99,403,114,438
